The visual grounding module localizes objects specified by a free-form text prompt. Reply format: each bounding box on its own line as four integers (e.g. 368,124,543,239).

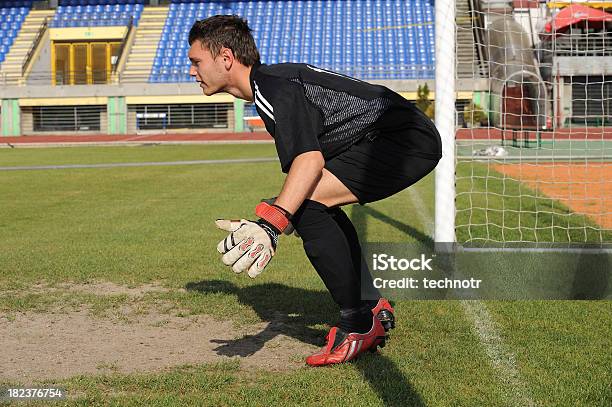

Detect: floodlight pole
434,0,457,250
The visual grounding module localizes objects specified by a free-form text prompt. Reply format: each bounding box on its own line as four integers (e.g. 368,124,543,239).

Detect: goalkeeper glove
215,202,292,278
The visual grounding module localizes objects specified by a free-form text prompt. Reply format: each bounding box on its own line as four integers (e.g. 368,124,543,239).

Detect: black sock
363,299,380,310
339,305,373,334
292,200,362,308
291,200,379,335
327,207,382,304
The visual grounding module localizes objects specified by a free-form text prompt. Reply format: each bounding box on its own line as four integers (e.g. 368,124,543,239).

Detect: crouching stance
189,16,441,366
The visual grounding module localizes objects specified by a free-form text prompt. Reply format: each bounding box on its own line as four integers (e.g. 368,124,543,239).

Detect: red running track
1,127,610,145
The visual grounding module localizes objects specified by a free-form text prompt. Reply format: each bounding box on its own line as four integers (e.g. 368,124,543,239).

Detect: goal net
437,0,612,250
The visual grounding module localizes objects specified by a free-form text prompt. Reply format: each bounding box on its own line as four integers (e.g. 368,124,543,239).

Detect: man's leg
327,207,381,305
296,133,438,347
326,208,396,331
306,168,359,208
291,196,374,334
304,168,381,303
290,169,374,334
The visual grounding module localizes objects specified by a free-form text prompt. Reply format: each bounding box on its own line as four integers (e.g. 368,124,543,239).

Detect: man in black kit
189,15,441,366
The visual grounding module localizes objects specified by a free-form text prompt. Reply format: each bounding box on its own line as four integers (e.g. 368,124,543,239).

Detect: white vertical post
435,0,457,248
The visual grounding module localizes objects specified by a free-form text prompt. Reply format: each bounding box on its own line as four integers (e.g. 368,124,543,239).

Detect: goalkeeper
189,16,441,366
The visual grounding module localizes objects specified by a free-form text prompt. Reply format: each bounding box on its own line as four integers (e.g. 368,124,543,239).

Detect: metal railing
546,32,612,57
20,70,123,85
129,103,232,130
29,105,105,132
470,0,489,76
22,17,48,77
113,16,135,74
6,64,437,87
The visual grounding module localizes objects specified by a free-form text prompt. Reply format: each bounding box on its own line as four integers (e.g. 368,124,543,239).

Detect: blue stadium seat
52,0,144,28
0,1,33,64
150,0,434,82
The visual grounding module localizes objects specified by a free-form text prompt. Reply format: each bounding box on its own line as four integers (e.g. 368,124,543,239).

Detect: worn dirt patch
8,281,179,297
0,283,320,382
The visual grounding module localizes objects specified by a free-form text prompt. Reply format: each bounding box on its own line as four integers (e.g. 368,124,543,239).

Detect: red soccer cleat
305,316,386,366
372,298,395,332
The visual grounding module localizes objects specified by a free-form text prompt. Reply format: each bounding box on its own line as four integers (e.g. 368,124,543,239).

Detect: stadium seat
52,0,144,28
0,1,33,64
150,0,434,82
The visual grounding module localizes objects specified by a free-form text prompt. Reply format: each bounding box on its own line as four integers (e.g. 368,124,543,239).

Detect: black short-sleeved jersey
249,62,442,173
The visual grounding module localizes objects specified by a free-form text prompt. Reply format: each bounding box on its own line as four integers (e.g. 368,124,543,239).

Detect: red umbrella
544,4,612,33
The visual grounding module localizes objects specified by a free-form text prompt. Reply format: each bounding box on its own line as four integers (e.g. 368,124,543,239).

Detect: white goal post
435,0,457,247
434,0,612,251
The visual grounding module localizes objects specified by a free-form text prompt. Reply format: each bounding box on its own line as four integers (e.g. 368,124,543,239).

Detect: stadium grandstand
0,0,456,136
0,0,609,137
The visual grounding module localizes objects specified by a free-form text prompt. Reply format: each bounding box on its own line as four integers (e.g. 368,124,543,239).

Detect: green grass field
0,144,610,406
455,161,612,245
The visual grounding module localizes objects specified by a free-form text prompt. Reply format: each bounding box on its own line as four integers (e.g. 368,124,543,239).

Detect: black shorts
324,128,441,204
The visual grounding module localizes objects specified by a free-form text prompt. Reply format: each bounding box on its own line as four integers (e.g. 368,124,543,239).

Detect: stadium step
120,5,170,83
456,0,488,78
0,9,55,84
132,42,161,47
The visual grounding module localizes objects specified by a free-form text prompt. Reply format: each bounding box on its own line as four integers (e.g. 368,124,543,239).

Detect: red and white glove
216,202,292,278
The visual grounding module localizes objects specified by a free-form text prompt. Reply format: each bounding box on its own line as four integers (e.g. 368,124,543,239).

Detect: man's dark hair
189,15,260,66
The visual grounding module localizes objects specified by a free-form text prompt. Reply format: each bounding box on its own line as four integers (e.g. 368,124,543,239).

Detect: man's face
188,40,227,96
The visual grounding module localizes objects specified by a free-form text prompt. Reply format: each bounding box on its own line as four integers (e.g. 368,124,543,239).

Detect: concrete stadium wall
27,36,53,86
1,79,480,136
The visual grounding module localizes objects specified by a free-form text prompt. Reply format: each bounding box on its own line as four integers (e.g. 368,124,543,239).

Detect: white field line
0,140,275,149
407,187,435,237
0,157,278,171
460,301,536,407
406,185,536,407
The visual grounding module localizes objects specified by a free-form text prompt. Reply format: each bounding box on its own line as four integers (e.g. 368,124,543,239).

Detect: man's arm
273,151,325,214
